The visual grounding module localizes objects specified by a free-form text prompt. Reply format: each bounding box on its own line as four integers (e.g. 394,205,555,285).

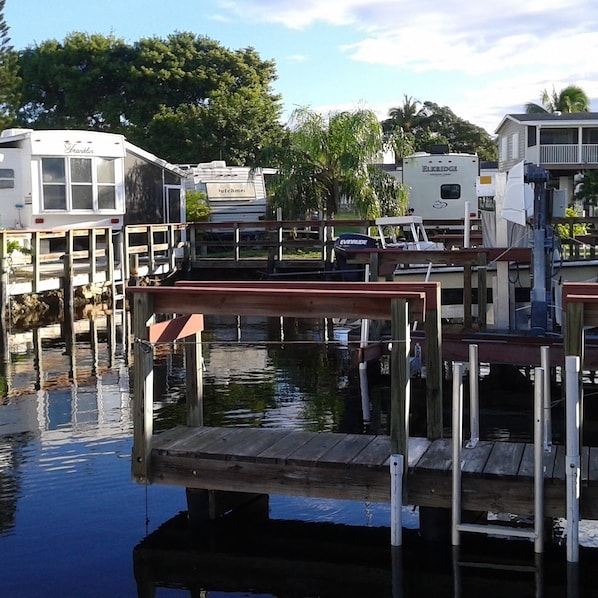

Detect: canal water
0,312,597,596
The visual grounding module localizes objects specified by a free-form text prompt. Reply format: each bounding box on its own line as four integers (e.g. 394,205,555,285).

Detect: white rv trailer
183,160,275,223
395,149,480,221
0,128,185,230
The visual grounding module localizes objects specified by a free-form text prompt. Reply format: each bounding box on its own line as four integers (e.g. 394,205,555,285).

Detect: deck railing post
533,366,545,553
0,232,8,355
186,330,204,427
132,292,155,484
390,454,404,547
451,361,464,547
565,355,581,563
466,345,479,448
540,346,552,452
424,283,443,440
390,297,410,467
63,230,75,321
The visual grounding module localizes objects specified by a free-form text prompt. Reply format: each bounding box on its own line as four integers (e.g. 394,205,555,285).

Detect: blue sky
6,0,598,134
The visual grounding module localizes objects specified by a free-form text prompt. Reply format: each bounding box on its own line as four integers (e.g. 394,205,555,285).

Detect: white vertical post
565,355,581,563
451,362,464,546
464,202,471,248
541,346,552,452
359,362,371,424
466,344,479,448
359,265,371,424
390,454,404,547
533,367,545,553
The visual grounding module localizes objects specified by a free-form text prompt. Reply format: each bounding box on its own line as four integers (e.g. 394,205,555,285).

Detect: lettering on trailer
422,165,457,173
64,142,94,155
206,181,256,200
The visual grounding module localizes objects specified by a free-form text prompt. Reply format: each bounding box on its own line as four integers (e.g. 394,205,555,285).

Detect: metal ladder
450,352,546,553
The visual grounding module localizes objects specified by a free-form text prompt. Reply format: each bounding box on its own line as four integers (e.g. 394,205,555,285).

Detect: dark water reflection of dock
0,311,597,596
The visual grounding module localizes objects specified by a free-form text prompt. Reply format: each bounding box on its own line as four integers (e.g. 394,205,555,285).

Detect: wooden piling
132,292,155,484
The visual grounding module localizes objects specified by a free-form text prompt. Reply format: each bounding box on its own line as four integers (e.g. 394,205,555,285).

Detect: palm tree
386,95,423,132
525,85,590,114
269,106,397,218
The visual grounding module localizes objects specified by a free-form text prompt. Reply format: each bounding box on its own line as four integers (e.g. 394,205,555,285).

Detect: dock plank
461,441,493,475
552,445,566,481
287,433,346,467
406,437,432,469
317,434,375,468
518,443,558,479
483,442,525,478
153,426,222,455
349,436,391,469
256,430,318,464
223,428,289,461
415,438,452,473
190,427,249,458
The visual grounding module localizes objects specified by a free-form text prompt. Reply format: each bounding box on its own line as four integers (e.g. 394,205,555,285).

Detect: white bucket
333,327,351,345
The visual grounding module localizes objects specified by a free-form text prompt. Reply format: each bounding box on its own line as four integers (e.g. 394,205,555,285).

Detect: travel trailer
0,128,186,230
402,148,479,220
182,160,275,223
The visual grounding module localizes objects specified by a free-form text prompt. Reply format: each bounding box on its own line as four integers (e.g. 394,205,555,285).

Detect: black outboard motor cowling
333,233,378,281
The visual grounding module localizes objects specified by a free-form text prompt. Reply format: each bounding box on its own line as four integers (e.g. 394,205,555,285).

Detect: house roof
495,112,598,133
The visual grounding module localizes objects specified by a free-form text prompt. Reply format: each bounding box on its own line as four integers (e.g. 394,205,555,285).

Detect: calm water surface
0,313,597,597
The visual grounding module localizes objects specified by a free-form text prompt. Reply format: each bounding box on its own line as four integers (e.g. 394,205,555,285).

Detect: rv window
41,156,117,211
0,168,14,189
71,158,93,209
440,183,461,200
42,158,67,210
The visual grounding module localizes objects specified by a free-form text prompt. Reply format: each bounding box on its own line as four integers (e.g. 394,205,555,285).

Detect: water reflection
0,310,597,596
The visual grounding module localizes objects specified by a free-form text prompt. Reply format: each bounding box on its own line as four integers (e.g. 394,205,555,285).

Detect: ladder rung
456,522,537,539
457,560,538,573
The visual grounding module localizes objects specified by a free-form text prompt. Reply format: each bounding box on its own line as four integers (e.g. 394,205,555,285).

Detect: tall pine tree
0,0,20,130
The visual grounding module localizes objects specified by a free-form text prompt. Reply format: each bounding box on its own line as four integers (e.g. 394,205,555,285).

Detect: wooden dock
126,280,598,534
150,425,598,518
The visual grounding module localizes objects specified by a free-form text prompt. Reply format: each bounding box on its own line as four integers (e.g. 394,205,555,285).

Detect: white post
464,201,471,248
466,344,479,448
359,362,371,424
359,265,371,424
451,362,464,546
540,346,552,452
533,367,545,553
390,454,404,547
565,355,581,563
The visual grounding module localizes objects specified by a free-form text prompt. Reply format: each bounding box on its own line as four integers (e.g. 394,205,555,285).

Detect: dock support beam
390,298,410,471
565,355,581,563
132,293,155,484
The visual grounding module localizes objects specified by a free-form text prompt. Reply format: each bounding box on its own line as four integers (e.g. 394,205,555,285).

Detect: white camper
183,160,274,223
401,149,479,220
0,128,185,230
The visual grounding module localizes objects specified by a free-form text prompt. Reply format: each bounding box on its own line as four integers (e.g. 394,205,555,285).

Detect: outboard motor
333,233,378,281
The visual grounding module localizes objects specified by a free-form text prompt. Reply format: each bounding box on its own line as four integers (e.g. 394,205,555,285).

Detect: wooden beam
128,285,426,321
132,292,155,484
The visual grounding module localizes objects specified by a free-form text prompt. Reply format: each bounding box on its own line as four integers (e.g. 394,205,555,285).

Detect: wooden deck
149,425,598,519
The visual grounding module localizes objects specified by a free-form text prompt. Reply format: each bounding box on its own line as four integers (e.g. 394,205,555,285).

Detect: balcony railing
539,144,598,165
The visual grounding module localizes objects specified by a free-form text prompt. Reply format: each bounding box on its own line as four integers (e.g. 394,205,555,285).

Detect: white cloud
287,54,308,63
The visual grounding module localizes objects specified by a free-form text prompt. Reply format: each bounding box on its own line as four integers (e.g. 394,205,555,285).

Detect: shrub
185,190,210,222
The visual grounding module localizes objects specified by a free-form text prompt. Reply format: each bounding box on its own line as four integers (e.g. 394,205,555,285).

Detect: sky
5,0,598,134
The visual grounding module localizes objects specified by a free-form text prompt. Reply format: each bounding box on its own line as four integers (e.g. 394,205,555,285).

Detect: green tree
525,85,590,114
383,100,497,161
15,32,283,164
575,170,598,210
17,32,132,130
0,0,21,130
268,107,398,218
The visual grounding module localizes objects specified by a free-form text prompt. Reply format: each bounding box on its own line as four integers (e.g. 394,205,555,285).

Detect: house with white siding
495,113,598,203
